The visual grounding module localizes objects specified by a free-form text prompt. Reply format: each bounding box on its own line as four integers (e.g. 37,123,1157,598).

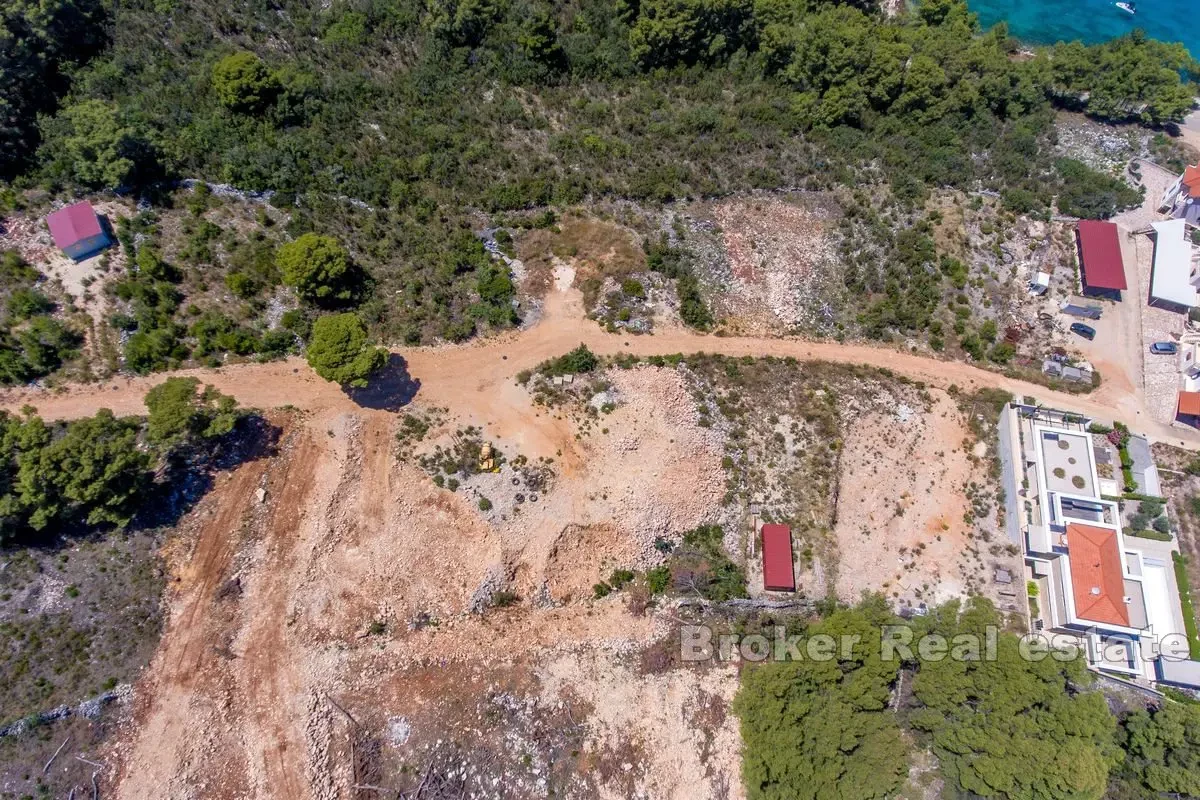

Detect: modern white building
1148,219,1200,310
1009,404,1195,684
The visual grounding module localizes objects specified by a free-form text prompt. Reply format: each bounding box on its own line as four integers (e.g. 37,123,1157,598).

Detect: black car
1070,322,1096,341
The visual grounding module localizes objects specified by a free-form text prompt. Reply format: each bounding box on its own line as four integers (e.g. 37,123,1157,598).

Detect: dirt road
39,283,1193,799
4,288,1197,449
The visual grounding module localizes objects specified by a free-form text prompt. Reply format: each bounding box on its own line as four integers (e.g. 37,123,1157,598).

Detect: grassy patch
1127,529,1172,542
1173,552,1200,660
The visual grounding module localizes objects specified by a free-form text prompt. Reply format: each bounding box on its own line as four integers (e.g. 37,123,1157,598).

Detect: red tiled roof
1183,165,1200,200
1077,220,1127,291
1179,391,1200,417
45,202,102,249
761,524,795,592
1066,523,1129,627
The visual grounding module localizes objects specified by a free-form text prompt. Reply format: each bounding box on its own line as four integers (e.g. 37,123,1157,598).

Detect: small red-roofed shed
46,202,112,261
761,524,795,592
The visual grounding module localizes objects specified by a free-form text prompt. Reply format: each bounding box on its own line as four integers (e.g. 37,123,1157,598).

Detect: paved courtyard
1115,161,1188,426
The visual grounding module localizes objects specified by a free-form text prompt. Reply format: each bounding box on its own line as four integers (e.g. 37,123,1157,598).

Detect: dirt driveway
4,281,1197,449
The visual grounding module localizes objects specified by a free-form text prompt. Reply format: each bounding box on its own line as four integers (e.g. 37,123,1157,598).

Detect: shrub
646,565,671,594
1128,529,1171,542
8,288,53,319
305,312,387,387
491,591,519,608
212,51,278,112
541,344,598,376
609,568,635,589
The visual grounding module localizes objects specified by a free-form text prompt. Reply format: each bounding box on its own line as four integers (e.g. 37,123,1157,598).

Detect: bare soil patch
516,213,644,304
833,391,1010,610
688,196,840,335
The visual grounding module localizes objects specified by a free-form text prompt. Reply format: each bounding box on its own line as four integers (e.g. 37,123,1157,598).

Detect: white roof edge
1149,219,1198,308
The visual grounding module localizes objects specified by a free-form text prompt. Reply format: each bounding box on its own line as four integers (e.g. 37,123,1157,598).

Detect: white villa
1008,404,1197,686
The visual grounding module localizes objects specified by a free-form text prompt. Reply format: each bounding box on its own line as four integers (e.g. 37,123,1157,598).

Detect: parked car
1150,341,1178,355
1070,323,1096,341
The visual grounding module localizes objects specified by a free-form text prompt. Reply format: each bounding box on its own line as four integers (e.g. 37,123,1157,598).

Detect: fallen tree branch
44,735,71,774
76,755,104,769
90,770,99,800
324,692,361,729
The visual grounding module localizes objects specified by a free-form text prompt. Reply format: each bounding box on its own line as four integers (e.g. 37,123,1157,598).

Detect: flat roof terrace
1039,430,1096,497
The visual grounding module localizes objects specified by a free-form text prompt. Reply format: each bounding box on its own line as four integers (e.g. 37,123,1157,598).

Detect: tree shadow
345,353,421,411
1,415,283,550
131,415,283,531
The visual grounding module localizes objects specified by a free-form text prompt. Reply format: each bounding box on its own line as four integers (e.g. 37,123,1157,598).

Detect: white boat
1116,1,1136,13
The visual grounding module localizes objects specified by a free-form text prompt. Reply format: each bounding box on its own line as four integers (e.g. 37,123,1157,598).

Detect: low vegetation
0,251,81,386
666,525,748,603
0,378,261,794
1174,552,1200,660
0,0,1193,376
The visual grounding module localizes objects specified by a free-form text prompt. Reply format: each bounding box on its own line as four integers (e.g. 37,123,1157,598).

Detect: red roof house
760,524,795,592
1183,165,1200,200
1178,391,1200,421
1066,523,1129,627
1076,220,1127,294
45,202,112,261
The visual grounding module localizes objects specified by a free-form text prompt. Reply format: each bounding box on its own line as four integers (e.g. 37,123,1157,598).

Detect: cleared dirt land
0,277,1192,798
90,363,1012,797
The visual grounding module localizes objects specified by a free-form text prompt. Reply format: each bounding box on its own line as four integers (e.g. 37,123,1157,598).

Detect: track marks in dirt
112,429,278,799
235,428,328,800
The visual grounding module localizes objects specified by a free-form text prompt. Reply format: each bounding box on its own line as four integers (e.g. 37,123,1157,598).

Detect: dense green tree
734,604,909,800
211,51,279,113
135,247,178,282
124,325,187,375
0,316,80,385
17,316,80,375
188,311,259,358
305,313,387,387
144,377,241,450
517,6,566,72
276,233,356,307
628,0,758,68
1116,702,1200,797
0,0,110,178
7,287,53,320
38,99,151,188
1055,158,1144,219
426,0,506,48
909,599,1120,799
1050,33,1200,124
1,409,150,532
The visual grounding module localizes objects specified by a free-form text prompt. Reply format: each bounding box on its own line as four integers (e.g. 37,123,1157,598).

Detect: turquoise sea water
966,0,1199,60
